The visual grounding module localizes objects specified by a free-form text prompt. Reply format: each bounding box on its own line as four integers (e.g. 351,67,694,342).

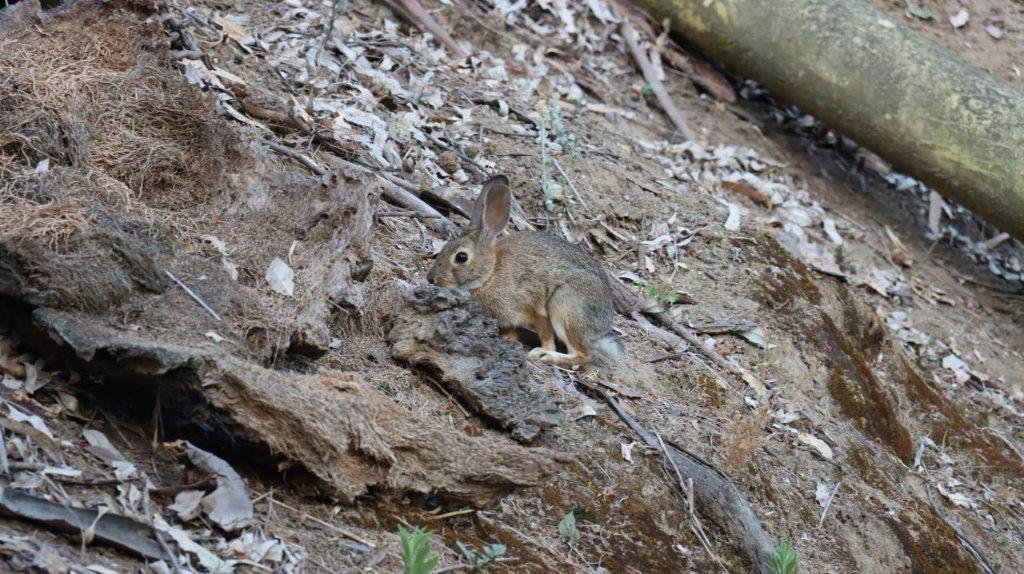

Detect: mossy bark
638,0,1024,241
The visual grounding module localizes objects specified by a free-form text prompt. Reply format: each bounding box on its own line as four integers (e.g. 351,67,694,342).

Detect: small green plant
538,122,557,211
768,540,799,574
399,525,438,574
546,97,578,154
636,280,678,306
557,510,581,543
456,540,507,571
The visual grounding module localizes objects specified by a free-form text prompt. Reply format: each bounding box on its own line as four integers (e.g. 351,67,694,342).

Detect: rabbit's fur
428,175,624,366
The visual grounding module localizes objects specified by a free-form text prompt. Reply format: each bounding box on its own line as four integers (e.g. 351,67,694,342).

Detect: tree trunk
636,0,1024,242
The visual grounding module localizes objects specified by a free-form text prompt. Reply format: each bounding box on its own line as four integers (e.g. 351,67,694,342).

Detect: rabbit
427,175,624,366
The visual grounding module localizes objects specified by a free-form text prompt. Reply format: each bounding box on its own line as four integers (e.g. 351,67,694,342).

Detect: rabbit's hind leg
530,308,590,367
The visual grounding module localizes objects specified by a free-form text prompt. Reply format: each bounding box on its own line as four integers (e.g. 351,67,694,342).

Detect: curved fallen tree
636,0,1024,241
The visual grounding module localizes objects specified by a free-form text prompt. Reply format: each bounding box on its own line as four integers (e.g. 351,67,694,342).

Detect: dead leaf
265,257,295,297
0,490,165,560
949,8,969,29
620,441,637,463
797,431,834,461
985,21,1005,39
815,482,831,507
183,443,254,531
168,490,205,522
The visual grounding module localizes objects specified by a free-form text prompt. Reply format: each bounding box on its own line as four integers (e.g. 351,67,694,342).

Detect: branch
621,21,695,141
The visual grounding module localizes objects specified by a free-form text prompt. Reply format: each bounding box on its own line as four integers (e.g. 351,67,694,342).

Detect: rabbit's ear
477,175,511,244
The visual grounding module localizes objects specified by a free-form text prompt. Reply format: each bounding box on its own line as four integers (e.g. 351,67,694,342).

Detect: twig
926,488,997,574
376,210,441,219
0,427,8,476
163,270,223,322
818,482,840,527
259,493,375,548
426,508,476,521
389,0,468,59
265,140,326,175
599,390,774,572
657,434,727,572
377,177,458,236
552,158,588,212
620,22,695,141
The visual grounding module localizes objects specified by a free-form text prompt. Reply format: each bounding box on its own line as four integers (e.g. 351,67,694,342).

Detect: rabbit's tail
593,331,625,361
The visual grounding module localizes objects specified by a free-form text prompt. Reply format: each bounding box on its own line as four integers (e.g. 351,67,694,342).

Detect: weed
538,122,558,211
546,97,578,154
636,280,678,305
557,510,581,543
768,540,799,574
456,540,507,571
399,525,438,574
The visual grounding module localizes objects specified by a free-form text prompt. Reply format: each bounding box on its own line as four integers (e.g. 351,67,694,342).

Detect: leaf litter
0,0,1021,572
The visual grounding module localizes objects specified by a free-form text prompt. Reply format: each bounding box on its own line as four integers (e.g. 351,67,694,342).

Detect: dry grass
0,1,231,249
719,407,771,475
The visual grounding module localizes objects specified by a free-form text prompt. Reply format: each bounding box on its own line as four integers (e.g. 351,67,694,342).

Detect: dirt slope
0,0,1022,573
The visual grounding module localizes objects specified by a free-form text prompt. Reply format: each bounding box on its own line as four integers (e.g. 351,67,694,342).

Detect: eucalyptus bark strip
636,0,1024,241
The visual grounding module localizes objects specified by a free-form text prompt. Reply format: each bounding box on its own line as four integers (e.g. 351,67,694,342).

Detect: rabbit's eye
454,251,469,264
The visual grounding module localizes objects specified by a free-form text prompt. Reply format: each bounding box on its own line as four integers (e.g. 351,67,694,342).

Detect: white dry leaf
8,404,54,440
169,490,206,522
950,8,969,29
573,403,598,420
213,14,254,46
984,22,1004,40
265,258,295,296
927,191,944,236
774,410,800,424
155,515,236,574
620,441,637,463
815,482,831,507
942,354,971,384
112,460,136,481
42,466,83,478
35,158,50,173
722,201,741,231
86,565,119,574
186,443,255,531
586,0,618,23
83,429,127,462
739,327,767,349
797,431,834,461
937,483,975,509
822,218,844,246
205,331,226,343
1,375,22,391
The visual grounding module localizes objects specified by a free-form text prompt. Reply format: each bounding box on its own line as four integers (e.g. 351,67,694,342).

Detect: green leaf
768,540,799,574
557,511,581,543
905,0,934,20
398,526,438,574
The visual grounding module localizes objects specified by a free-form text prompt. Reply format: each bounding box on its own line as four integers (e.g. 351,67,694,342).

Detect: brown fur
428,177,622,366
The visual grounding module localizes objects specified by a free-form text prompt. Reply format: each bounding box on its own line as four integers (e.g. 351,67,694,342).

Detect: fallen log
635,0,1024,241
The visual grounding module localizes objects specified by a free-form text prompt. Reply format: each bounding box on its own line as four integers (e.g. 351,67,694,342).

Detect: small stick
163,270,223,322
818,482,840,527
0,427,8,476
926,488,996,574
552,158,588,212
656,434,727,572
257,492,376,548
426,508,476,521
377,177,458,236
265,140,327,175
620,22,695,141
390,0,468,59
